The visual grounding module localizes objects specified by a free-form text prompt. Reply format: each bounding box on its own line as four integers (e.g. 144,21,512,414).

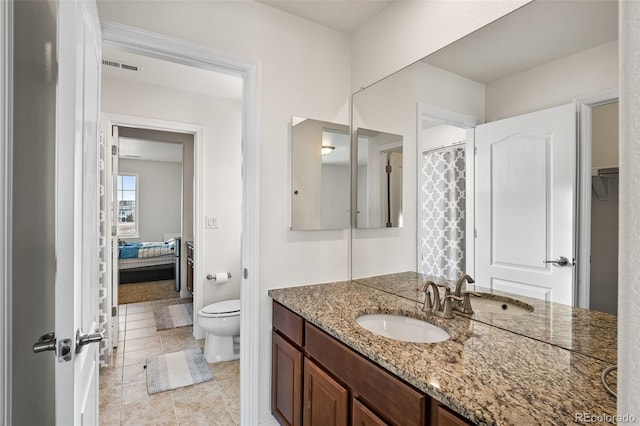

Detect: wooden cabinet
305,323,426,426
304,358,348,426
272,302,305,426
431,401,471,426
273,331,303,426
271,301,472,426
185,242,194,294
352,399,388,426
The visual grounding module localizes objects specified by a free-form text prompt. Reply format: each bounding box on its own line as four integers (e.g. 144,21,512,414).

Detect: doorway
114,127,194,305
103,25,257,415
588,101,619,315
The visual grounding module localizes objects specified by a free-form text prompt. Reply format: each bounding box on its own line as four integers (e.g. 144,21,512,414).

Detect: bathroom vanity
272,300,468,426
269,276,617,425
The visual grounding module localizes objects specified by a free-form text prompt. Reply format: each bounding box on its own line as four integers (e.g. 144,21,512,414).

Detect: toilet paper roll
215,272,229,283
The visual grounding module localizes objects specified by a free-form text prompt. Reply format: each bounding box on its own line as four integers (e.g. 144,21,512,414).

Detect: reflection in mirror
291,117,350,230
418,124,468,281
356,128,403,228
351,1,618,318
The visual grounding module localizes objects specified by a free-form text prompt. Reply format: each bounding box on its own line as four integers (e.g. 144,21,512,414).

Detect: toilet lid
201,299,240,315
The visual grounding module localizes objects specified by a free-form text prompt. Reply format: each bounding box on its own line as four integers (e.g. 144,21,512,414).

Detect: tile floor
99,297,240,425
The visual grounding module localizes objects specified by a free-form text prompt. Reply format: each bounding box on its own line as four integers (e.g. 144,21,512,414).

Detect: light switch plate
205,216,219,229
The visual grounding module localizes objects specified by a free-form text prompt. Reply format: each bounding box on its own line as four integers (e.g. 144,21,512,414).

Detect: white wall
119,158,182,242
485,41,618,121
102,76,244,326
619,0,640,416
97,2,351,421
352,61,484,278
592,101,619,169
350,0,530,90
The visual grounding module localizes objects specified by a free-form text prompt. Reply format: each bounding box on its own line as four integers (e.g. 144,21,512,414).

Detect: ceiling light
322,145,335,155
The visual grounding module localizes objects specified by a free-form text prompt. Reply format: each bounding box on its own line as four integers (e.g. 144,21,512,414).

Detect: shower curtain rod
422,142,466,155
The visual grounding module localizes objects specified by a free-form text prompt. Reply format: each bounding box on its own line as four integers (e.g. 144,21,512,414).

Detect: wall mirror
356,128,403,228
350,0,618,361
291,117,350,230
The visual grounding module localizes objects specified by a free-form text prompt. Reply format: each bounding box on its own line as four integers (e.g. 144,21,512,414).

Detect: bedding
119,239,175,260
118,237,181,288
119,255,174,270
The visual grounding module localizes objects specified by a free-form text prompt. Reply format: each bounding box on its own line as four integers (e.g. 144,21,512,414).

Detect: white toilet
197,299,241,363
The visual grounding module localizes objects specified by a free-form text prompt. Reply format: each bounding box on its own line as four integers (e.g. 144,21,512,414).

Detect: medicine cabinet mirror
290,117,350,230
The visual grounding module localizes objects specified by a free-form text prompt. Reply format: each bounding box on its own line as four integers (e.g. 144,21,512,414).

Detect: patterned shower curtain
420,146,466,280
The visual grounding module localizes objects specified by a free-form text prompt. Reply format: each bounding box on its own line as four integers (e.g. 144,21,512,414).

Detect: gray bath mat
155,303,193,330
146,348,213,394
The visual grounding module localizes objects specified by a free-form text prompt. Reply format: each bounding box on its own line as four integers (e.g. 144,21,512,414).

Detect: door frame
103,114,203,349
416,103,481,277
101,21,261,424
575,88,619,309
0,0,12,422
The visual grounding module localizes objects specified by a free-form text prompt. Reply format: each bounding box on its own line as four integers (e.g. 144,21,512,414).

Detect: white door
55,1,103,424
475,103,576,305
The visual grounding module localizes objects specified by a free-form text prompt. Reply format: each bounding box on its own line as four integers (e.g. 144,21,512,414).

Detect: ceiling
257,0,394,34
422,1,618,84
102,44,243,100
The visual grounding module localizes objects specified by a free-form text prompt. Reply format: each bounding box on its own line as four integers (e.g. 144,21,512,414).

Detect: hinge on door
111,145,118,156
112,306,117,317
385,165,392,173
243,268,248,279
474,147,478,155
474,228,478,238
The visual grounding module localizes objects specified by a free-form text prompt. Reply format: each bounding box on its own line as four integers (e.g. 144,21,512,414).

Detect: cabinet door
436,404,472,426
352,398,388,426
186,257,194,294
303,358,348,426
272,332,303,426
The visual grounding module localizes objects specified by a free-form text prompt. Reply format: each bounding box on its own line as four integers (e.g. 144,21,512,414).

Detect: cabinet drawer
186,242,194,260
273,302,304,347
305,323,426,426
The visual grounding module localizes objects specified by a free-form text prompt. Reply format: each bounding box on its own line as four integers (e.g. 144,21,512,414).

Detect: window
117,174,138,237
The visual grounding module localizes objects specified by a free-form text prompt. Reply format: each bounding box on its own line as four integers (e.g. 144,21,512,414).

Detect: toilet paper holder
206,272,232,280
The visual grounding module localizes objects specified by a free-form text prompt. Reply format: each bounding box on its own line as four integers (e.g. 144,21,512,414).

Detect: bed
119,237,181,291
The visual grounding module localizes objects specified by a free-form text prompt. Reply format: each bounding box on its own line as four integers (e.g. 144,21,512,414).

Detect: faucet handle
461,291,481,314
442,295,463,319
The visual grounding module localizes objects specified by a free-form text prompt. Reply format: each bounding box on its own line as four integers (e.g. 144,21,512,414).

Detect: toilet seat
199,299,240,318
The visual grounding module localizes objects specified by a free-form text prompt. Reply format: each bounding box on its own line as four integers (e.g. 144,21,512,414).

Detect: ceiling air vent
102,59,142,72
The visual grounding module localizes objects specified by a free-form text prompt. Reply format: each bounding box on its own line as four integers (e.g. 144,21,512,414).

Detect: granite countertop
354,272,617,364
269,279,617,425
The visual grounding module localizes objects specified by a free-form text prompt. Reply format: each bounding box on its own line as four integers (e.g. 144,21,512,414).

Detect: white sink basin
471,297,533,316
356,314,450,343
